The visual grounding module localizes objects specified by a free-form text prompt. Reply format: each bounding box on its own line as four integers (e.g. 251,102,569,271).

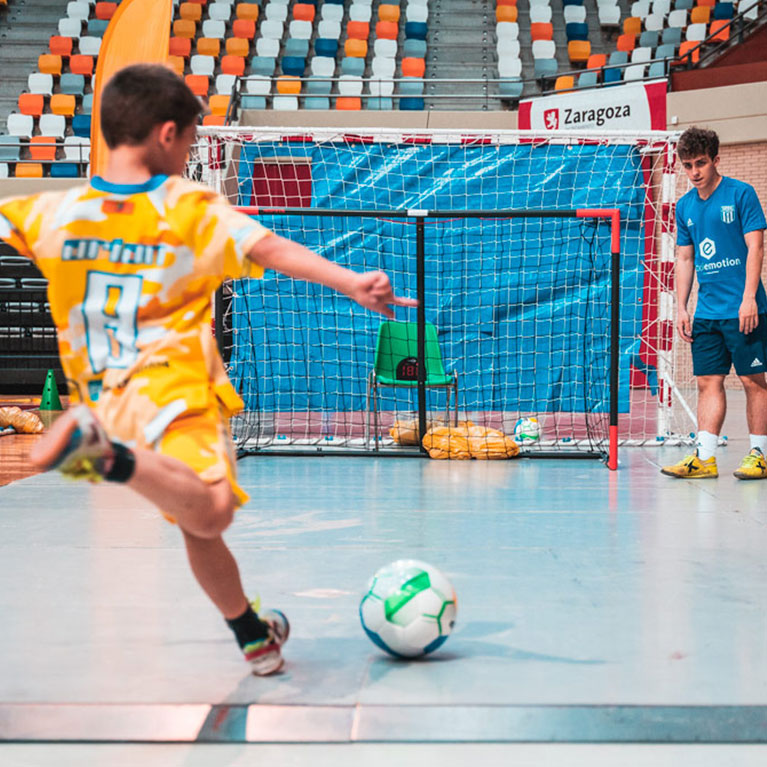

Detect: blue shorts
692,315,767,377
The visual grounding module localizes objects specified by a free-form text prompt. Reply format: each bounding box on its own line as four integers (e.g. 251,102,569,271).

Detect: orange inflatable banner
90,0,173,177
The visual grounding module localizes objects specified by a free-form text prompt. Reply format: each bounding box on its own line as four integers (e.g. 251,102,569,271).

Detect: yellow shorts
93,376,250,523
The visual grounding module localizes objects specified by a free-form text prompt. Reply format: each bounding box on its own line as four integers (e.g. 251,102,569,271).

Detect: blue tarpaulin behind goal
230,141,646,415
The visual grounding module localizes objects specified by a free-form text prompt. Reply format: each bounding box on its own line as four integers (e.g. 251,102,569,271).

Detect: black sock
226,605,269,649
105,442,136,483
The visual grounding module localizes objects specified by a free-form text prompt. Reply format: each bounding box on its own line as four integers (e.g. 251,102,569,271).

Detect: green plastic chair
365,321,459,448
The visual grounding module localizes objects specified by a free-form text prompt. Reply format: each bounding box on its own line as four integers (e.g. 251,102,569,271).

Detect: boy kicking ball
661,127,767,480
0,64,416,674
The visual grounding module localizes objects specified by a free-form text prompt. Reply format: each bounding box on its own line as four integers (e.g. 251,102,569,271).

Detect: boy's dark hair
100,64,203,149
677,127,719,161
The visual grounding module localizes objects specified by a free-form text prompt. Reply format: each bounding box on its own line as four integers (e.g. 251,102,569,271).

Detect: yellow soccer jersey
0,175,270,418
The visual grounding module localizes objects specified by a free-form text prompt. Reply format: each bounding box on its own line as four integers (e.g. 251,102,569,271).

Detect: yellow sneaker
733,447,767,480
660,451,718,479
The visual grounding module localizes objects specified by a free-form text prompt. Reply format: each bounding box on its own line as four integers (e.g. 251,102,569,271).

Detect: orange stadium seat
675,40,700,65
616,33,636,52
225,37,250,57
336,97,361,110
375,21,398,39
168,56,185,76
18,94,44,116
401,57,425,77
347,21,370,40
29,137,57,161
691,6,711,23
49,36,73,57
232,19,255,39
530,22,553,41
496,6,518,22
173,19,197,39
50,94,76,116
185,74,210,96
187,0,209,4
208,94,231,114
38,54,63,75
379,4,400,22
276,76,301,95
568,40,591,63
220,55,245,76
497,0,518,5
236,3,260,20
169,37,192,58
196,37,221,57
94,2,117,20
587,53,607,69
709,19,731,41
179,2,203,21
15,163,44,178
203,115,226,126
623,16,641,36
293,3,316,22
555,75,575,91
69,55,94,76
345,38,368,57
697,0,716,6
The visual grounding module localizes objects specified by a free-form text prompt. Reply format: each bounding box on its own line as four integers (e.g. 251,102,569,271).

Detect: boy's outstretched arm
248,234,417,318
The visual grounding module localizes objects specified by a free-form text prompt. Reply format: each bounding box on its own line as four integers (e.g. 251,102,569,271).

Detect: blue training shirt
676,176,767,319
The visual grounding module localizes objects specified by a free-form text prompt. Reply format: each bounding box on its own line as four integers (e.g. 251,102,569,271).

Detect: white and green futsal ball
512,416,541,443
359,560,457,658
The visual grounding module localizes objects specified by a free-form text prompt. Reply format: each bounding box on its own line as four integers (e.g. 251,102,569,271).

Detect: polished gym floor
0,399,765,765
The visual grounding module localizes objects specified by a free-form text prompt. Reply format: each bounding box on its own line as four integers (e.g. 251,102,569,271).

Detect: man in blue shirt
662,127,767,480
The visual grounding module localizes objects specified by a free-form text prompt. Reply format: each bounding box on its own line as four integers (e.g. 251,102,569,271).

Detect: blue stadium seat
50,163,79,178
368,97,394,109
305,76,332,95
399,97,425,110
72,114,91,138
81,93,94,115
639,30,659,48
648,61,666,78
534,58,558,79
87,19,109,36
499,79,523,99
0,136,22,162
251,57,276,76
578,71,598,88
563,0,584,5
241,95,267,109
282,56,306,76
325,0,344,4
341,57,365,76
604,67,623,84
305,97,331,109
674,0,693,8
654,43,676,60
315,38,339,57
285,39,310,57
399,78,424,95
403,39,427,58
565,22,589,41
609,50,629,66
60,74,86,96
662,27,683,45
405,21,428,40
713,2,734,19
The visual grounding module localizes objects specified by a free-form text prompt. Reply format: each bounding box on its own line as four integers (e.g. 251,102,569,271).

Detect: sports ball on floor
359,559,457,658
512,416,541,443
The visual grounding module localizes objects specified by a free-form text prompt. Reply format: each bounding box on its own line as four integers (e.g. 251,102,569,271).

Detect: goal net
189,127,694,459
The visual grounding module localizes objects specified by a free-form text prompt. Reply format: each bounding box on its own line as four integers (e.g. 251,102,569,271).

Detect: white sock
750,435,767,454
696,430,718,461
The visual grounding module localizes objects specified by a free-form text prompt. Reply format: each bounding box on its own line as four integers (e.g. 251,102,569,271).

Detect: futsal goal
189,127,694,465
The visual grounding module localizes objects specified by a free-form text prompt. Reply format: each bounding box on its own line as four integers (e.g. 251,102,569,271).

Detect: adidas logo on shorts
752,358,763,368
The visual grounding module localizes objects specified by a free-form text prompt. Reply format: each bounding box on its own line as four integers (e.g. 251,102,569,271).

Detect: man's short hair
677,127,719,161
100,64,203,149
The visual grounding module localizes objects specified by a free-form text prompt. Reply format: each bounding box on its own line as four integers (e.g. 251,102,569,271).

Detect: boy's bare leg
740,373,767,435
182,529,250,619
697,374,727,434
